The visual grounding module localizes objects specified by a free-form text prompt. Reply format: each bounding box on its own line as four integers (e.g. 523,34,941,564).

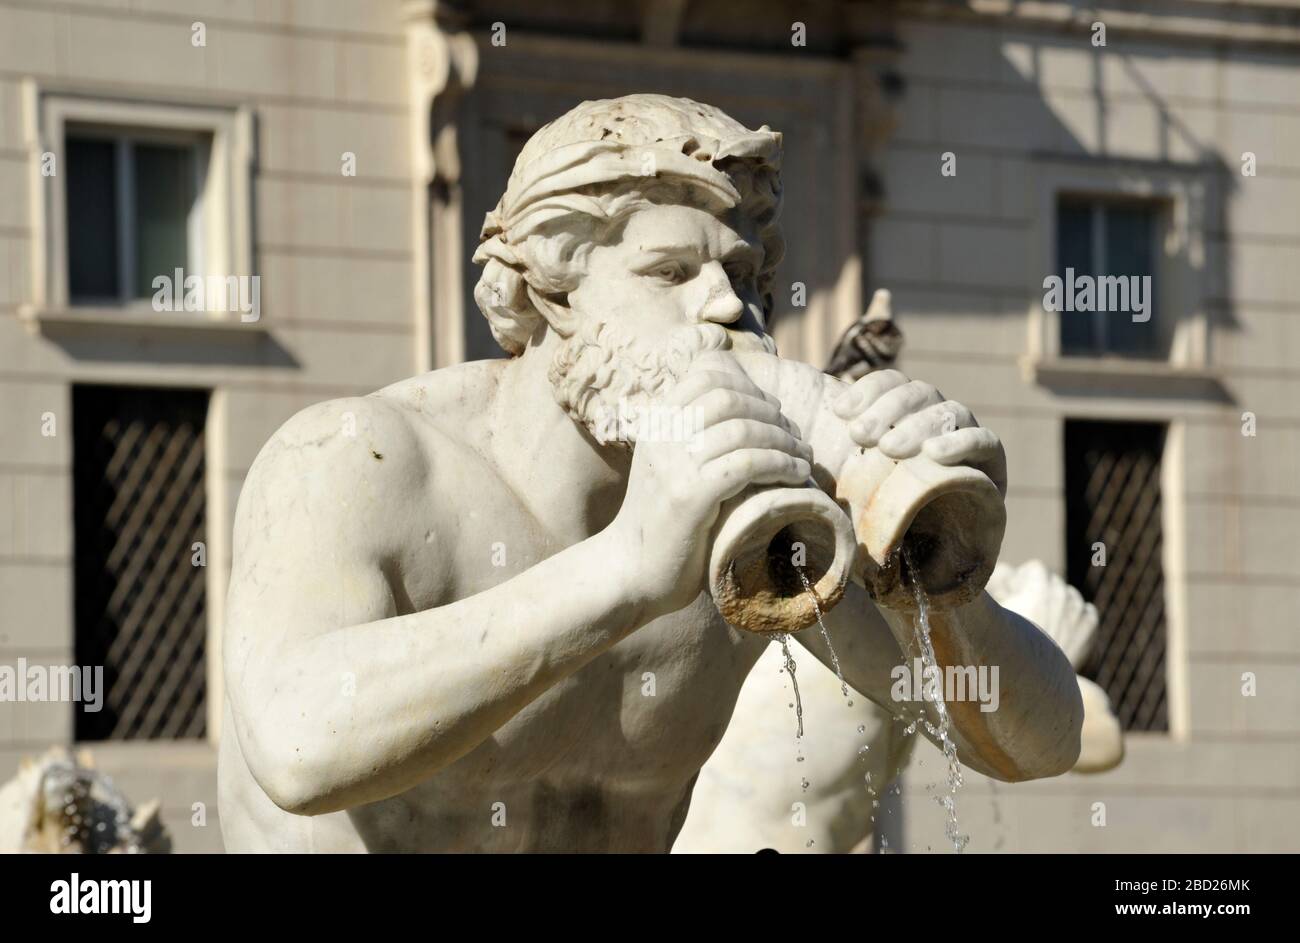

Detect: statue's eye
648,263,686,285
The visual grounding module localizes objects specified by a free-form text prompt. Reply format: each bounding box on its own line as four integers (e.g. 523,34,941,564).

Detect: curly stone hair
472,94,786,356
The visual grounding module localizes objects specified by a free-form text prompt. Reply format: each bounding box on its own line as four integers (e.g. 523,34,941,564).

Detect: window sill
20,305,267,338
1021,355,1230,402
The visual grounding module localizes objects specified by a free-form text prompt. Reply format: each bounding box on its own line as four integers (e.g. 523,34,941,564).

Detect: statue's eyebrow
633,242,706,257
633,239,762,265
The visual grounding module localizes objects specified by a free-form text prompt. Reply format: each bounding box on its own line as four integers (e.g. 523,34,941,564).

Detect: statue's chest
477,593,760,784
398,502,763,781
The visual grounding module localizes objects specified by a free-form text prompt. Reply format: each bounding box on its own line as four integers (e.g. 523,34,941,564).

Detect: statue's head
473,94,784,446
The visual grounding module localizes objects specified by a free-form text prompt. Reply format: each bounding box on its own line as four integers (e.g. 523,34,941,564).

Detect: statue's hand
831,369,1007,497
611,356,812,619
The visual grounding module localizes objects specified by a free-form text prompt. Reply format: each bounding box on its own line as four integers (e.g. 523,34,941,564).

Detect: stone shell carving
0,747,171,854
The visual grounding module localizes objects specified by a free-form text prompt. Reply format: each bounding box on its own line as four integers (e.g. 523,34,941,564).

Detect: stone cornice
893,0,1300,50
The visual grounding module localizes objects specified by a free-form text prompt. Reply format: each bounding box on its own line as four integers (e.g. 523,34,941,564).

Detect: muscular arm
795,581,1083,781
227,361,813,819
785,364,1081,781
224,400,651,816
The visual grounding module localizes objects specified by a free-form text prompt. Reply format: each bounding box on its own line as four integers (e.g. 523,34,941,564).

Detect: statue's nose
697,263,743,325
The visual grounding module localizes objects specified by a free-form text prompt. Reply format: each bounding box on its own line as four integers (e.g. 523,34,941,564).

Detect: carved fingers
675,367,811,501
675,378,799,440
833,369,1007,497
922,427,1008,498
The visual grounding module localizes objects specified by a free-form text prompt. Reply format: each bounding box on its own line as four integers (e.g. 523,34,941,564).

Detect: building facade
0,0,1296,852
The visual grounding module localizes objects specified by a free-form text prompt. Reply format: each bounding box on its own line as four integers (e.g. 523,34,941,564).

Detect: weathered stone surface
220,94,1079,853
0,747,171,854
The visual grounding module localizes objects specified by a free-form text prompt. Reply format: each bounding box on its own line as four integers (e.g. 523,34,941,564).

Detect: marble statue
674,295,1123,854
986,561,1124,775
0,747,171,854
673,558,1123,854
218,94,1082,853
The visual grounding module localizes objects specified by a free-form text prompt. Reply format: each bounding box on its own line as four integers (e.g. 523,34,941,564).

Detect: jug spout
708,485,858,635
728,350,1006,611
837,447,1005,610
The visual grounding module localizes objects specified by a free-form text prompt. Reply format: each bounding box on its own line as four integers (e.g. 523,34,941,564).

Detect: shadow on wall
871,27,1240,395
31,320,299,371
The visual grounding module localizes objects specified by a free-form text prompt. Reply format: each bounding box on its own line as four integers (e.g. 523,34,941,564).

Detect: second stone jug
834,446,1005,610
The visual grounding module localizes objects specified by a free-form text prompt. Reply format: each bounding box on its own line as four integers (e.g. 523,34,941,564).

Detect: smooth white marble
675,559,1123,853
219,94,1081,853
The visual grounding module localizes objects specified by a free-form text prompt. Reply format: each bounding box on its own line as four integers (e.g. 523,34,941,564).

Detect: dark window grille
1065,419,1168,732
73,385,209,740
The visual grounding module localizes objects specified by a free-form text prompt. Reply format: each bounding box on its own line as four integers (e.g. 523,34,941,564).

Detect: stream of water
901,543,969,854
784,557,969,852
776,632,804,740
798,568,853,707
776,629,808,847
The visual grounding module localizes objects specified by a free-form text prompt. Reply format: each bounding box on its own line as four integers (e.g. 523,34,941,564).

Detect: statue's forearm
231,526,650,816
800,585,1082,782
876,592,1083,781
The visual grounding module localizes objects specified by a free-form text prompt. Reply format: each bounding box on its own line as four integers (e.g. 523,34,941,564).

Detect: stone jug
707,350,1006,630
708,483,858,635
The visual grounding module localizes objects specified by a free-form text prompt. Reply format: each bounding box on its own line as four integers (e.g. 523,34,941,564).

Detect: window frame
22,86,254,325
1023,155,1215,380
1023,158,1214,743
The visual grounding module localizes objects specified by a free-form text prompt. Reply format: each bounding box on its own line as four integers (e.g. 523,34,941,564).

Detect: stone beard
549,315,778,448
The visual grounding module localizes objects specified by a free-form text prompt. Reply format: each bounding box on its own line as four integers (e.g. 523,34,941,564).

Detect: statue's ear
526,285,579,337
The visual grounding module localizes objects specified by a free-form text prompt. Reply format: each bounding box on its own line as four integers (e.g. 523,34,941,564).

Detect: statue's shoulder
244,360,506,503
371,358,505,430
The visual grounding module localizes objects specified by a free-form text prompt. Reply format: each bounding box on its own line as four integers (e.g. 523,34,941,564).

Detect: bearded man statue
219,95,1081,853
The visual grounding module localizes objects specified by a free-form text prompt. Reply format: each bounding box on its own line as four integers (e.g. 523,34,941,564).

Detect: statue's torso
673,643,916,854
219,363,766,852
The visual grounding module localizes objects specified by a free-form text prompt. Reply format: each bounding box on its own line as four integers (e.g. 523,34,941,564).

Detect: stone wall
0,0,417,853
1,0,1295,854
879,11,1300,852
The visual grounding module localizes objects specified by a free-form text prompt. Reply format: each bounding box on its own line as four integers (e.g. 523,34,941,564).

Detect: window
73,385,209,740
24,91,253,319
1027,160,1214,375
1065,419,1168,732
1056,197,1162,358
65,127,209,304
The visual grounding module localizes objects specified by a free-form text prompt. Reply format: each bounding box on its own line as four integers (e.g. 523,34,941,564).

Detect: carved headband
479,130,783,250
